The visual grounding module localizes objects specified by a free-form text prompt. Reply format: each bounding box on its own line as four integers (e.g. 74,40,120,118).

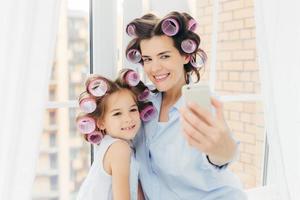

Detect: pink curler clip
140,105,157,122
79,97,97,113
87,131,104,145
77,116,96,134
188,19,198,32
161,18,179,36
138,88,150,101
88,78,108,97
190,53,205,69
126,24,136,37
125,70,140,86
181,39,197,54
127,49,142,63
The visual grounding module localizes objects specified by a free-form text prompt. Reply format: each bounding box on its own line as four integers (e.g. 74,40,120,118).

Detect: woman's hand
179,97,238,166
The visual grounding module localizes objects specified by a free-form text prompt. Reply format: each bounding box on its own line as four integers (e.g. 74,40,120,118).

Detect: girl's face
99,89,141,140
140,35,189,92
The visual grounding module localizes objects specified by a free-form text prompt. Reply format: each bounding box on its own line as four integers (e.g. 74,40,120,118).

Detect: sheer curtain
0,0,61,199
254,0,300,199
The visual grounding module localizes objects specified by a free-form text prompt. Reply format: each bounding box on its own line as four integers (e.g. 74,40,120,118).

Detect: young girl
76,69,155,200
125,12,247,199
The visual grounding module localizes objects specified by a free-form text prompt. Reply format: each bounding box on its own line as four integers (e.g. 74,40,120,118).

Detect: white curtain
0,0,61,199
254,0,300,199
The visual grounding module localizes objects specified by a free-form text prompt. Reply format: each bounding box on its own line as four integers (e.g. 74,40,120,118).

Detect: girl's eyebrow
142,51,171,58
110,104,137,113
110,108,121,113
130,104,138,108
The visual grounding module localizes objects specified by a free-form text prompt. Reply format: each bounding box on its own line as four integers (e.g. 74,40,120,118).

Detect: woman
126,11,247,200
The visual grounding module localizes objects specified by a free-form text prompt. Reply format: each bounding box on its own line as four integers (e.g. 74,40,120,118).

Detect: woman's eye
160,55,170,59
142,58,151,62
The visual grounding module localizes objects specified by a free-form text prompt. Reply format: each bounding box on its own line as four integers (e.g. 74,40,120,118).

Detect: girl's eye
130,108,138,112
113,112,121,116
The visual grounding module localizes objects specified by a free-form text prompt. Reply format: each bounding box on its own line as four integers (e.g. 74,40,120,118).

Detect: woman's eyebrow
157,51,171,56
142,51,171,58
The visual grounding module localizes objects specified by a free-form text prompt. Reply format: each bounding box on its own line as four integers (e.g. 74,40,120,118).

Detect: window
49,111,57,125
32,0,91,199
49,153,58,169
49,133,56,147
50,176,58,191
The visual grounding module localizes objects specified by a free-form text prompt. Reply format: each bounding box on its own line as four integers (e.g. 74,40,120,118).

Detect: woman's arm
180,96,238,166
107,140,131,200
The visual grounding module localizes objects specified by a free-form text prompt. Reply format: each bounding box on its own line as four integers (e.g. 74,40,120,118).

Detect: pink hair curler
126,24,136,37
79,97,97,113
124,70,140,86
127,49,142,63
87,78,108,97
77,116,96,134
190,53,205,69
181,39,197,54
137,88,150,101
87,131,104,144
140,105,157,122
161,18,179,36
188,19,198,32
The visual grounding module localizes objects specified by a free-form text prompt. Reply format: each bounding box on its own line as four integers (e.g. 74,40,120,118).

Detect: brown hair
77,68,154,142
126,11,207,84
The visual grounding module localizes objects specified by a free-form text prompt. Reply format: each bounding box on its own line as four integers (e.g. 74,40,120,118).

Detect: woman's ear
183,55,190,64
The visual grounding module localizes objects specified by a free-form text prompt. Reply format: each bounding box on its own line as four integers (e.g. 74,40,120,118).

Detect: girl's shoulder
101,136,132,175
104,139,132,174
106,139,132,158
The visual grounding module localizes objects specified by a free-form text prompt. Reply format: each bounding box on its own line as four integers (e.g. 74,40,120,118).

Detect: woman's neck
162,80,185,107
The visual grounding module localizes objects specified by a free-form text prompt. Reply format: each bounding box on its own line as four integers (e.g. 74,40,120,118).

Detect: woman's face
140,35,189,92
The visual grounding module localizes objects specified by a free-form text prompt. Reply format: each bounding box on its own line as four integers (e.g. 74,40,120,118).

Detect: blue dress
133,92,247,200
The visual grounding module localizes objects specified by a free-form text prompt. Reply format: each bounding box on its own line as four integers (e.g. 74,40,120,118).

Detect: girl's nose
123,112,133,122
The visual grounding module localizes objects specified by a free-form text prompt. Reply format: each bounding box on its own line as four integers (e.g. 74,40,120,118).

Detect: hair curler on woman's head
125,11,208,84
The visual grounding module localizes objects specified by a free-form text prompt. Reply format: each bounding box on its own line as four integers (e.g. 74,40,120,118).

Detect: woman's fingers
210,96,225,121
180,107,211,137
181,116,206,144
186,102,215,126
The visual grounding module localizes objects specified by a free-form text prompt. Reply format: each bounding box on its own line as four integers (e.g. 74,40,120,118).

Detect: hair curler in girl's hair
126,24,136,38
76,116,96,134
190,51,205,69
121,69,140,86
161,18,179,36
181,39,197,54
79,92,97,113
137,88,150,101
140,103,157,122
126,49,142,63
87,77,108,97
86,131,104,144
188,19,198,32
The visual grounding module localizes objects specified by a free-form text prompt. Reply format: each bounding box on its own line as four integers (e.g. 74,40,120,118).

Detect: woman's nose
150,60,163,73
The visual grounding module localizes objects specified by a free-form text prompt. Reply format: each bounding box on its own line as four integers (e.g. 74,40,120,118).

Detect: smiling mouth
153,73,170,82
121,125,136,131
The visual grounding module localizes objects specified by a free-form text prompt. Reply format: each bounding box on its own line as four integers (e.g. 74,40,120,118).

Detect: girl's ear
97,119,105,130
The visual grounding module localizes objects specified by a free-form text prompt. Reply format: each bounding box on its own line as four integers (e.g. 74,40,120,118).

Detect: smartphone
182,82,212,112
